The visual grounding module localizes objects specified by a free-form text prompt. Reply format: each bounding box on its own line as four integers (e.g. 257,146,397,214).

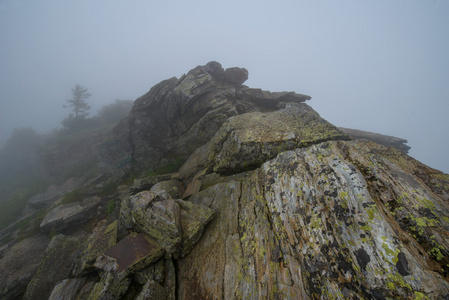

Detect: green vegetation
414,291,430,300
61,91,132,134
430,173,449,181
65,84,91,118
428,247,445,261
48,230,59,239
106,199,116,215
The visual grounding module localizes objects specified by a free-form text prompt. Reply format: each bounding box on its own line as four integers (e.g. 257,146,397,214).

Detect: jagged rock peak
101,62,312,177
188,61,249,85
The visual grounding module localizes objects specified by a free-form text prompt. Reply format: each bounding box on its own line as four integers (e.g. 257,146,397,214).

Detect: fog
1,0,448,173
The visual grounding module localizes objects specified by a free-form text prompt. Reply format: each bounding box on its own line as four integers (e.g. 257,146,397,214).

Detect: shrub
48,230,59,239
106,199,116,215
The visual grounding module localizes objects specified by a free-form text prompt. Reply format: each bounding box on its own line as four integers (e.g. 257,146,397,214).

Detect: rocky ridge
0,62,448,299
99,61,311,177
339,127,411,154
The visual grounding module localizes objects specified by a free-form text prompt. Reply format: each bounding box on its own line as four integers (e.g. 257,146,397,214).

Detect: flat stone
339,127,410,154
27,178,79,208
40,197,101,234
95,233,164,275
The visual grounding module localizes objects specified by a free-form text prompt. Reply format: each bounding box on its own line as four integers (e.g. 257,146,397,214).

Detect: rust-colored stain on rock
103,233,158,273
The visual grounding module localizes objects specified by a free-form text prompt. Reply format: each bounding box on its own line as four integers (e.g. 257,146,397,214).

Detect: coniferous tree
65,84,91,118
62,84,93,131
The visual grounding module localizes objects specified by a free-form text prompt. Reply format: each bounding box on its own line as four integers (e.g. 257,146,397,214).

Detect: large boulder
0,234,50,300
134,259,176,300
130,174,175,194
71,220,118,277
177,140,449,299
119,185,214,258
94,232,164,277
224,67,249,85
89,233,165,299
23,234,83,300
179,102,349,180
119,190,182,257
27,178,80,209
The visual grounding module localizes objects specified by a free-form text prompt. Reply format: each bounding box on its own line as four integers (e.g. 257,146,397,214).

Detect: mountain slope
1,62,448,300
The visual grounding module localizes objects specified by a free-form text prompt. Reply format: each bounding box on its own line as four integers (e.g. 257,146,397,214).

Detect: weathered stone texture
71,220,118,276
179,102,349,180
23,234,82,300
48,277,96,300
177,140,449,299
339,127,411,154
0,234,50,300
119,187,214,258
95,232,164,275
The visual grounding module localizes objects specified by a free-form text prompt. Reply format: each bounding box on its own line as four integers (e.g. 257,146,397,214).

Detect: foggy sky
1,0,448,173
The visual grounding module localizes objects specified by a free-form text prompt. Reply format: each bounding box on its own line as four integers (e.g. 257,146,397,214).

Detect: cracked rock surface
177,140,449,299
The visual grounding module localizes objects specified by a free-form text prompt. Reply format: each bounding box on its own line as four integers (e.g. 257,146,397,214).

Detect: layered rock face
99,61,311,176
1,62,449,299
339,127,411,154
177,140,449,299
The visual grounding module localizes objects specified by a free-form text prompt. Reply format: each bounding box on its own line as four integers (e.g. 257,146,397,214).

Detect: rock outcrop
71,220,118,277
339,127,411,154
119,184,214,259
177,140,449,299
99,61,311,177
1,62,449,299
179,102,349,181
23,234,82,300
